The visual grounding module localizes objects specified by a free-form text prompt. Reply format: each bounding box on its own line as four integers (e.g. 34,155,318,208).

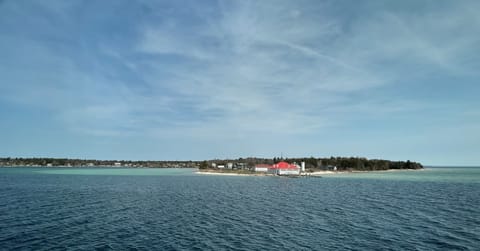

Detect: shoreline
196,171,267,176
196,168,423,177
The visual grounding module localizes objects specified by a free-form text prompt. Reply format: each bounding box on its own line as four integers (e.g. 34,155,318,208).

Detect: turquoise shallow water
0,167,479,250
325,167,480,183
35,167,194,176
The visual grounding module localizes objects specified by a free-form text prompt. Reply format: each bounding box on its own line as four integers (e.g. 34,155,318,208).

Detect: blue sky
0,0,479,165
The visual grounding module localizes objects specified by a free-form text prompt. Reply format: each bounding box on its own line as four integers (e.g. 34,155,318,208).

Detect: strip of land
195,170,332,176
196,168,423,176
1,156,423,172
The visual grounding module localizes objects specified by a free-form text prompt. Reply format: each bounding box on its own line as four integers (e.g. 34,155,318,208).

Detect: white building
254,164,270,172
278,168,300,175
254,162,301,175
272,162,300,176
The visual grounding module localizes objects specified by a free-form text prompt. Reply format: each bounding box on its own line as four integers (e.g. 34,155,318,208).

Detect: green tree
199,161,209,169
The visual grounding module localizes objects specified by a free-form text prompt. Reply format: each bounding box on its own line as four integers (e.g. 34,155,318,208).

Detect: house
270,161,300,175
235,162,247,170
254,162,301,175
254,164,270,172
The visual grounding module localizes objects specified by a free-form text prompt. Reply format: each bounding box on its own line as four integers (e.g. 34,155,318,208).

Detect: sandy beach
196,171,267,176
197,168,422,177
197,170,338,176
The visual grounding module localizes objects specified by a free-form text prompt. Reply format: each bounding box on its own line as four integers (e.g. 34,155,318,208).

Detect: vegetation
199,161,209,169
0,157,199,168
0,156,422,171
284,157,423,171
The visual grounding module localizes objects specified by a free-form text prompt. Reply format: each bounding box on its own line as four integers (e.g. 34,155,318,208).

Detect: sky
0,0,479,165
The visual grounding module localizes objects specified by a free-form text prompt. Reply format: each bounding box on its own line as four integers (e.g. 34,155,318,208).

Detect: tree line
284,157,422,171
200,156,422,171
0,157,198,168
1,156,422,171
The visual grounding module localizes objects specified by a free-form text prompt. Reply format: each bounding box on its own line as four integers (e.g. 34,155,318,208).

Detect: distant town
0,157,423,172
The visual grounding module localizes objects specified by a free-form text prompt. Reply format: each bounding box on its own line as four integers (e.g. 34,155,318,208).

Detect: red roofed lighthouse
270,161,300,175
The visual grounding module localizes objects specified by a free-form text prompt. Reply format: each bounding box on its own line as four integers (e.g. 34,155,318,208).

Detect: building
271,161,300,175
254,162,301,175
254,164,271,172
235,162,247,170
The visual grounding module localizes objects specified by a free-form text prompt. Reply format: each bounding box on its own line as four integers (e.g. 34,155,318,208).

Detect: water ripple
0,169,479,250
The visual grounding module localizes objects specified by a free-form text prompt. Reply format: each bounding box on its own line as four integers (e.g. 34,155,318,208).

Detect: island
197,157,423,176
1,156,423,176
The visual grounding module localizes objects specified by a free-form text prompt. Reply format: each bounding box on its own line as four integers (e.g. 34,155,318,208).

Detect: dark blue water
0,168,479,250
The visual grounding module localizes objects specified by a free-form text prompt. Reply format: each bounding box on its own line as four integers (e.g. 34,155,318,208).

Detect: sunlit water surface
0,167,479,250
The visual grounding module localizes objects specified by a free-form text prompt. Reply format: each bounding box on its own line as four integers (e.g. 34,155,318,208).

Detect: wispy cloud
0,0,479,163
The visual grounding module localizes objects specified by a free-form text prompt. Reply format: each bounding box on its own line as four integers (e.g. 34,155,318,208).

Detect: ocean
0,167,479,250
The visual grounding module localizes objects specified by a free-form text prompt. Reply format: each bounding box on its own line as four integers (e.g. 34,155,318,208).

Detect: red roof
255,162,299,170
271,161,299,169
